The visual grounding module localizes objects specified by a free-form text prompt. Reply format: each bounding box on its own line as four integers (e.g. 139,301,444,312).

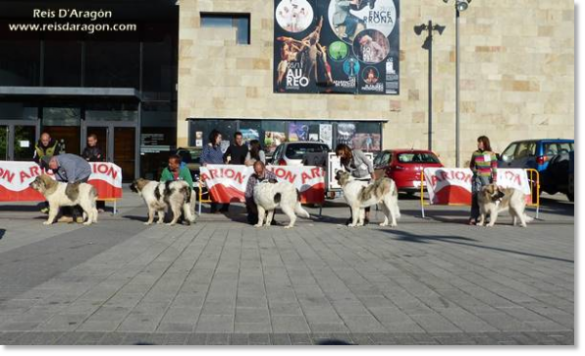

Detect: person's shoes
468,219,476,225
40,207,49,214
345,218,352,226
364,218,370,225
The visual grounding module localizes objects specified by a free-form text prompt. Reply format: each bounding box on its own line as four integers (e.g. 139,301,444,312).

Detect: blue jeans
470,175,492,220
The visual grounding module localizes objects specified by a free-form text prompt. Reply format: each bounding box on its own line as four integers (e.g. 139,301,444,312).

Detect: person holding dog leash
335,143,376,225
468,135,499,225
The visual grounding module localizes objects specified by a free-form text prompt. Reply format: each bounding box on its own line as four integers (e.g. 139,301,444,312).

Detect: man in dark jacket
81,134,106,211
220,131,249,212
81,134,104,162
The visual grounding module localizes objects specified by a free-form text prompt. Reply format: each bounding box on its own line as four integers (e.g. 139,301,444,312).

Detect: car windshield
397,152,440,164
285,144,329,160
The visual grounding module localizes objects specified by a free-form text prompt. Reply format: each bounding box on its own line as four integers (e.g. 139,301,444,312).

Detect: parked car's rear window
544,142,574,156
397,152,440,164
285,144,329,160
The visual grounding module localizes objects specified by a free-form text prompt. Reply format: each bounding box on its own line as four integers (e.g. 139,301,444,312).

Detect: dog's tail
295,189,310,219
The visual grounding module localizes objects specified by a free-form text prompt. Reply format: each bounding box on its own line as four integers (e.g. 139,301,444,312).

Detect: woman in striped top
469,136,498,225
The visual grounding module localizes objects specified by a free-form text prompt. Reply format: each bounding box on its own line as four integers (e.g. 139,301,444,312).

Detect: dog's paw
477,222,485,227
254,224,263,228
43,221,52,225
144,222,152,226
347,223,357,227
156,221,163,225
487,223,495,227
83,222,92,226
284,225,293,229
166,223,175,226
379,222,388,227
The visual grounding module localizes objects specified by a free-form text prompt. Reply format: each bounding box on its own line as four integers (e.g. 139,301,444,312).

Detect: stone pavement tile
195,314,234,333
430,333,478,345
349,333,374,345
341,315,387,333
308,323,350,333
53,332,84,345
547,332,574,345
405,333,441,345
205,333,230,345
0,332,22,345
235,307,270,324
12,331,64,345
99,332,127,345
271,315,310,333
229,333,249,345
271,333,292,345
156,307,200,332
234,322,272,333
269,302,304,316
434,307,500,333
116,302,169,332
288,333,312,345
248,333,271,345
408,312,462,333
120,332,154,345
464,332,498,345
309,333,333,345
368,333,397,345
162,332,190,345
186,333,207,345
73,332,107,345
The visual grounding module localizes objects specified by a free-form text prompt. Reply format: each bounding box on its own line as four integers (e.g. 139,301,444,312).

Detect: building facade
0,0,575,181
178,0,574,167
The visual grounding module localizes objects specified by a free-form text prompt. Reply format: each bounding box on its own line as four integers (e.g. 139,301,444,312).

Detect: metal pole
428,20,433,151
455,9,461,167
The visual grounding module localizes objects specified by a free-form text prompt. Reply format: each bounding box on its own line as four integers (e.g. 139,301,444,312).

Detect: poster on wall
273,0,400,95
352,133,381,151
265,131,286,153
289,123,309,141
319,124,333,148
337,123,356,147
240,128,260,143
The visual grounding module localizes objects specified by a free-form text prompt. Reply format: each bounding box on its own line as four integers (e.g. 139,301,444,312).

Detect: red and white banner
0,161,123,202
423,168,532,205
200,165,325,204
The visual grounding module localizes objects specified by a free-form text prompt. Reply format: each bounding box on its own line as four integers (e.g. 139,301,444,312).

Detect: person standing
81,134,105,211
34,132,63,213
335,143,375,225
244,140,266,166
34,132,62,166
201,130,224,213
221,132,249,213
468,136,498,225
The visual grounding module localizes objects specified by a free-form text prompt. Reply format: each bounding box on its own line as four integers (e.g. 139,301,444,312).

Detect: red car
374,149,444,194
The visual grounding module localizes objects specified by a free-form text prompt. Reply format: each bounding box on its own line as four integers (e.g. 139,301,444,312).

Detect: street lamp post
414,21,445,151
443,0,472,167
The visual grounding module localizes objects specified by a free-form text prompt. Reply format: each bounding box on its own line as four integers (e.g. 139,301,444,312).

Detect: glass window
200,13,250,45
44,41,82,87
501,143,517,161
397,152,440,164
0,40,40,86
142,39,173,96
85,41,139,88
42,106,81,126
375,151,392,167
0,102,39,120
85,101,138,122
515,142,536,159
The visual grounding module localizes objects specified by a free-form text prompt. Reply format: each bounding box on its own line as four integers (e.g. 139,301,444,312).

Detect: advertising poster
319,124,333,149
265,131,286,153
352,133,381,151
289,123,309,141
273,0,400,95
337,123,356,147
195,131,203,147
309,133,319,141
240,128,260,143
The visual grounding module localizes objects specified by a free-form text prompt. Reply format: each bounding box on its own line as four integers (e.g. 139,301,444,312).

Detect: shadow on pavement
382,229,574,264
0,229,5,240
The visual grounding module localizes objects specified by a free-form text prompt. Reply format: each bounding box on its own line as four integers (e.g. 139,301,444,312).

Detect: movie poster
265,131,286,153
319,124,333,148
337,123,356,147
352,133,381,151
240,128,260,143
274,0,400,95
289,123,309,141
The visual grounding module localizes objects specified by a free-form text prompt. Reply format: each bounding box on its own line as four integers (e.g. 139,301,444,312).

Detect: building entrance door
82,121,138,182
0,120,40,161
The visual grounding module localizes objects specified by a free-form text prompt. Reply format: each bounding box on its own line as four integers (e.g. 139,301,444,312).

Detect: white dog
335,171,401,227
253,180,311,229
29,174,98,226
477,183,533,227
130,178,196,226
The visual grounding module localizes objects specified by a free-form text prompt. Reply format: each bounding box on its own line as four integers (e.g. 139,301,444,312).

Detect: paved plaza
0,191,574,345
